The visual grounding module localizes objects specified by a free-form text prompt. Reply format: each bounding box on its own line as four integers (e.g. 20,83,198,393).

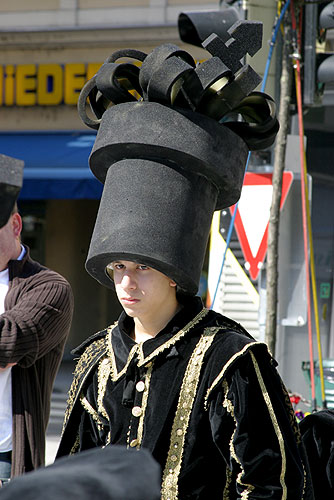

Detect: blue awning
0,131,103,199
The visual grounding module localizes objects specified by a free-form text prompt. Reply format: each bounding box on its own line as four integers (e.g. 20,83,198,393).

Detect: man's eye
138,265,149,270
113,264,124,270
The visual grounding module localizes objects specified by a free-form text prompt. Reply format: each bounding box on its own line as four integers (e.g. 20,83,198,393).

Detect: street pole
265,15,293,356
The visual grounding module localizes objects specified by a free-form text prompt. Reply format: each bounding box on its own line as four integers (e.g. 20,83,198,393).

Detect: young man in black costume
57,23,314,499
57,255,312,498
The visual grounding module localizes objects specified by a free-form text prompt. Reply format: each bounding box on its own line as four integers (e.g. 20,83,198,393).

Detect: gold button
132,406,142,417
136,381,145,392
171,455,177,462
129,439,138,447
176,429,183,436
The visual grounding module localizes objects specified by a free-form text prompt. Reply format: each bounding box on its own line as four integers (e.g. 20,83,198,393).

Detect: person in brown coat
0,204,73,482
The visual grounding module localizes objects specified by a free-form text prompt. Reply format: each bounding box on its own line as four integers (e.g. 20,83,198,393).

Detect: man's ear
169,280,177,288
12,213,22,238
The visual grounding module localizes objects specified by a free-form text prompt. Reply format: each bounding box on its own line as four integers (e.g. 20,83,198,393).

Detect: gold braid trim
250,351,287,500
107,326,140,382
106,309,208,380
80,393,104,431
135,361,154,449
222,381,254,499
138,308,209,367
69,432,80,455
97,357,112,420
280,377,302,445
223,465,232,500
105,429,112,446
61,337,107,436
280,375,308,497
204,342,268,410
161,327,218,500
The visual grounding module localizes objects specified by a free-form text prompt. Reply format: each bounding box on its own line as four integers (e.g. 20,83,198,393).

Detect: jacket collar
8,244,31,280
108,296,209,377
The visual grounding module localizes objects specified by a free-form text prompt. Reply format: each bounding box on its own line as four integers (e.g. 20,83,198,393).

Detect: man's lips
120,297,140,304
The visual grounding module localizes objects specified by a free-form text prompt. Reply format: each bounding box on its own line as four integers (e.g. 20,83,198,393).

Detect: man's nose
121,272,136,289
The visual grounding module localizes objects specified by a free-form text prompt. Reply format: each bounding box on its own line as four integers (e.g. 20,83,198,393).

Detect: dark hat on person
0,154,24,229
0,445,161,500
78,20,279,295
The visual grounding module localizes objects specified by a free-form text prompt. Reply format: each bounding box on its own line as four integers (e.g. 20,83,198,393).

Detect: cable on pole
210,0,290,310
290,0,321,412
293,1,327,409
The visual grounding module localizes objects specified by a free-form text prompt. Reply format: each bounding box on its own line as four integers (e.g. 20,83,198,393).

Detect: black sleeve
210,350,308,499
77,368,110,451
57,359,110,459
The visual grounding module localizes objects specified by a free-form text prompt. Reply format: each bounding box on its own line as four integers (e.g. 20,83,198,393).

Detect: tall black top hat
0,154,24,229
78,20,279,295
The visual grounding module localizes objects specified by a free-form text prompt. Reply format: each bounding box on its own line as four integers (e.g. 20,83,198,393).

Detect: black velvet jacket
57,297,312,499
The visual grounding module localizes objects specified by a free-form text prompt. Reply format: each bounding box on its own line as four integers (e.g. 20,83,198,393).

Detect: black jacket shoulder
71,324,116,357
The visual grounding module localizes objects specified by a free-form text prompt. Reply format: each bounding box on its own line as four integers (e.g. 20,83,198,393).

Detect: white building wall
0,0,217,29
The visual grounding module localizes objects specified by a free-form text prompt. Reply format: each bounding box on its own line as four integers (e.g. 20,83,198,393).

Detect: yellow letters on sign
0,62,104,106
4,65,16,106
16,65,36,106
37,64,63,105
86,63,102,81
64,63,86,105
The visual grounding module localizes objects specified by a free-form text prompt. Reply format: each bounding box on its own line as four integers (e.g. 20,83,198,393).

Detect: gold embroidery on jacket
204,342,268,410
222,381,255,499
69,432,80,455
126,423,132,448
62,337,107,435
97,357,112,420
138,308,209,367
250,351,288,500
161,327,218,500
223,465,232,499
135,361,154,449
107,330,140,381
302,466,307,500
105,429,112,446
280,377,307,497
80,393,104,431
280,377,302,445
222,380,237,462
106,308,208,380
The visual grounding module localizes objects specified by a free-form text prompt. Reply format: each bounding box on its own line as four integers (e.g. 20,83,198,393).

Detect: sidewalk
45,360,75,465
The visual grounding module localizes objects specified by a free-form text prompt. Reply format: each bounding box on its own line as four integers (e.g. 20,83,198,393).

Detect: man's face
110,260,177,322
0,213,22,271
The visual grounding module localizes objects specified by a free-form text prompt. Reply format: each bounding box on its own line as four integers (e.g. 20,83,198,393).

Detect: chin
124,309,136,318
122,305,139,317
